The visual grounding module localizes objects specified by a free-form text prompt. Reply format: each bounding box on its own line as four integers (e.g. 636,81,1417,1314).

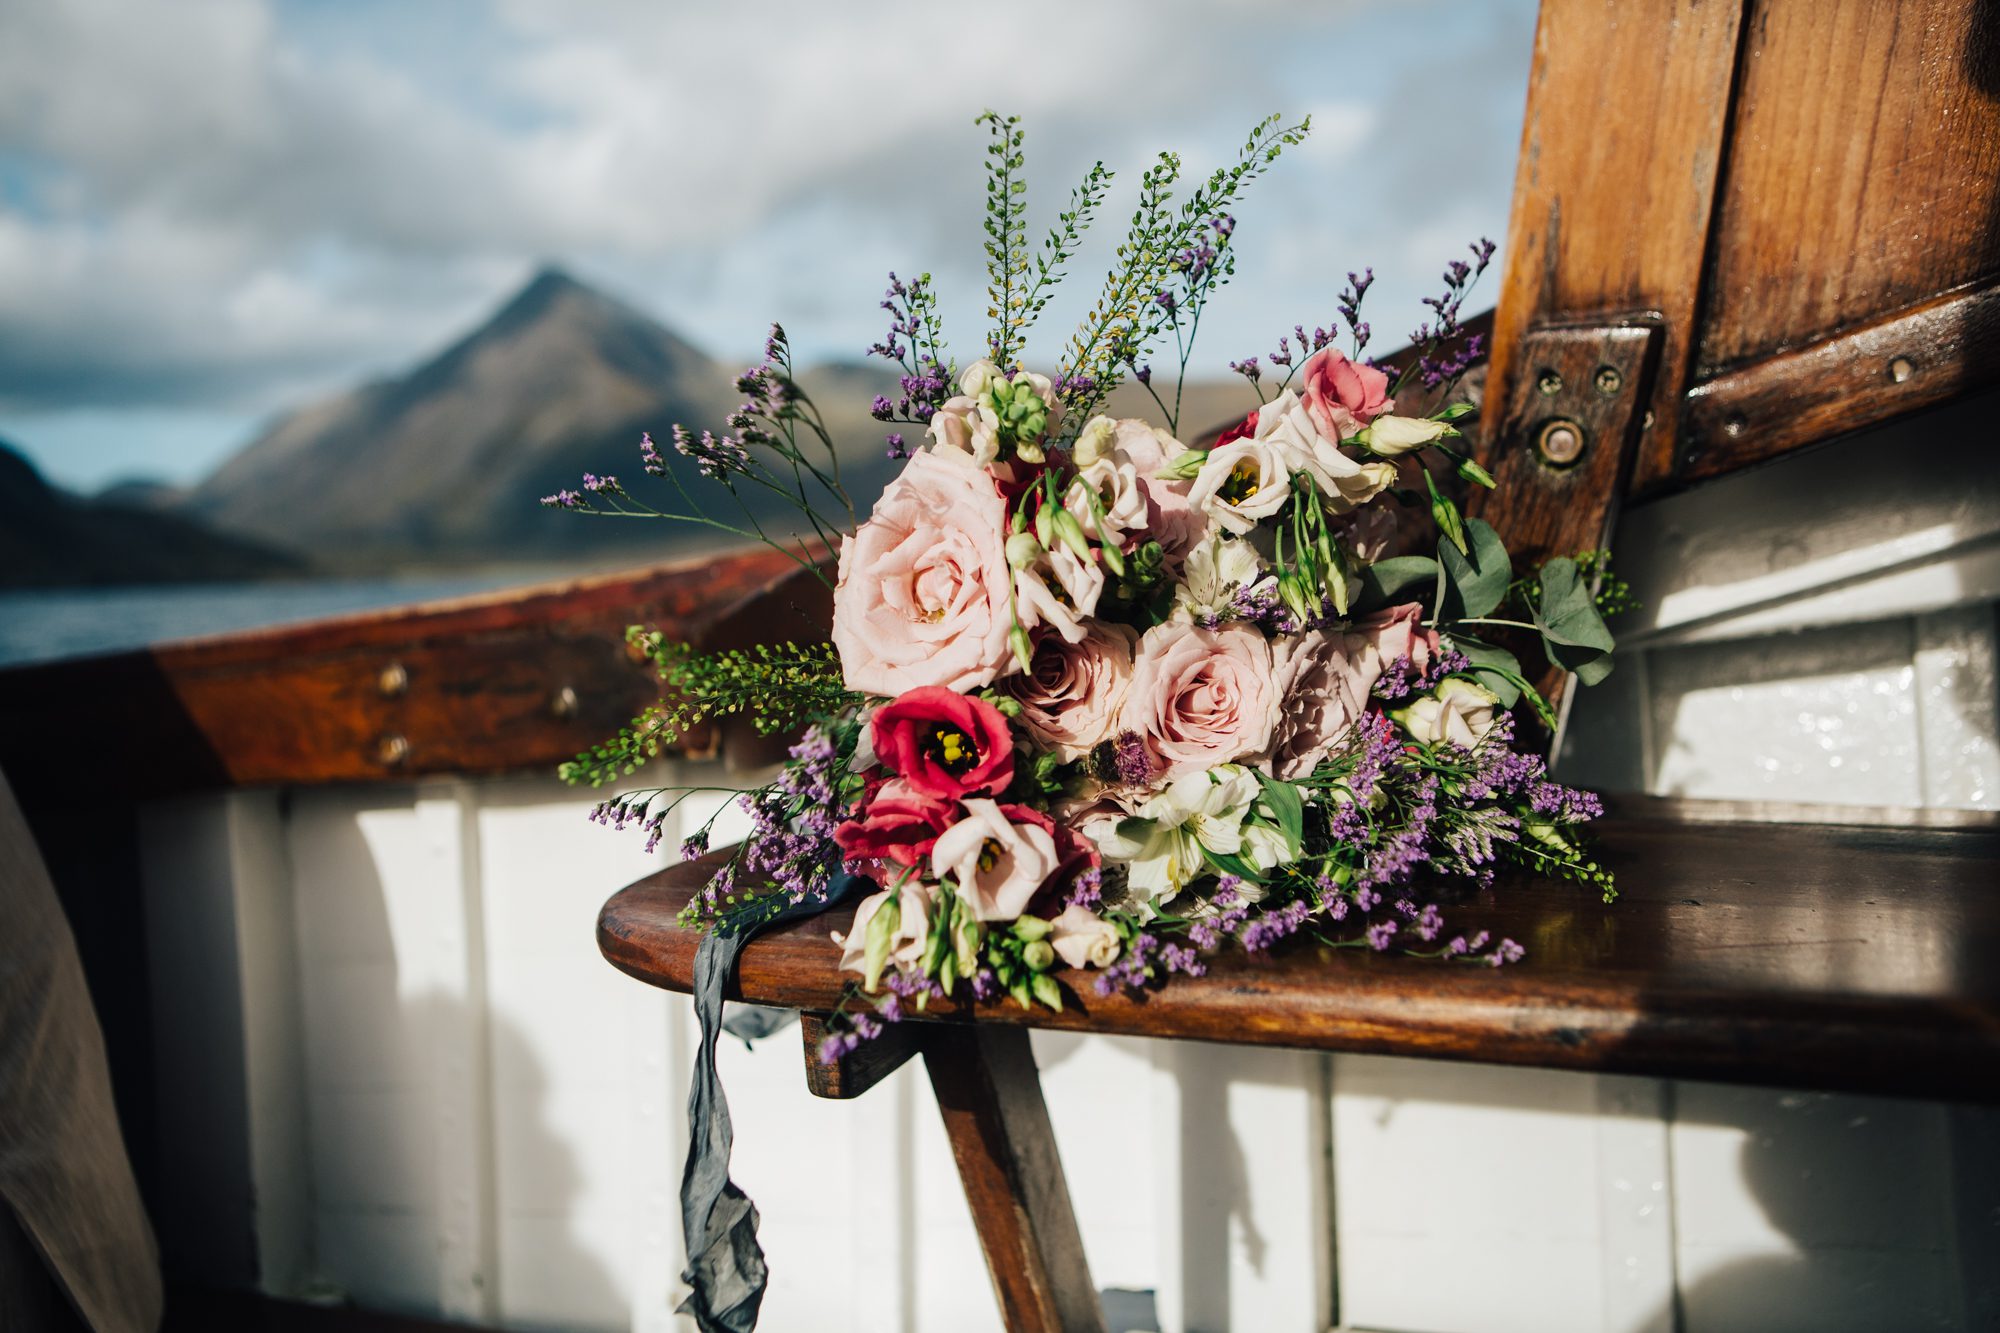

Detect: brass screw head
1536,418,1586,468
551,685,579,719
377,734,410,766
1536,369,1564,397
1594,365,1623,396
1889,356,1914,384
378,662,408,697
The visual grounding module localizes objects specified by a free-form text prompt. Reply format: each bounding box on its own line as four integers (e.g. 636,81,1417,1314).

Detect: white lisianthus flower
1174,530,1264,623
932,800,1060,922
832,883,935,981
1256,388,1401,514
1014,544,1105,643
1048,903,1123,969
1395,677,1501,748
1364,414,1449,456
1071,414,1118,466
1188,436,1291,534
1090,765,1264,907
1064,449,1150,546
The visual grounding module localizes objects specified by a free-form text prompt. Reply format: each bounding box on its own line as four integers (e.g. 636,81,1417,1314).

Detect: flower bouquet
553,111,1622,1327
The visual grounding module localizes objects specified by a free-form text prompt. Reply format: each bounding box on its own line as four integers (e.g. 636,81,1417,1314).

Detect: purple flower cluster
1372,648,1473,703
672,423,750,482
1065,865,1104,910
1240,899,1311,951
693,725,850,921
1408,238,1497,389
1094,931,1158,995
1338,268,1375,351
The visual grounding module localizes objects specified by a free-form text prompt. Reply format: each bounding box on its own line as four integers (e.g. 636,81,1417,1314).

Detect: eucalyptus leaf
1534,557,1616,684
1438,518,1511,620
1448,634,1524,707
1355,555,1440,613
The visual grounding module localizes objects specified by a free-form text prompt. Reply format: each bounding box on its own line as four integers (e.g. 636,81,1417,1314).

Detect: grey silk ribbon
678,873,866,1333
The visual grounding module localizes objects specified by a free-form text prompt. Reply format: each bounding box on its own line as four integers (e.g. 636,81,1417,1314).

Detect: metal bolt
378,661,408,697
1594,365,1623,396
1723,413,1747,438
377,734,410,766
551,685,579,719
1889,356,1914,383
1642,409,1656,430
1536,369,1564,397
1536,418,1586,467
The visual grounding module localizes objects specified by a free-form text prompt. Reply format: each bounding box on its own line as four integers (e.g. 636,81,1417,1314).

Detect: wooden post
922,1026,1106,1333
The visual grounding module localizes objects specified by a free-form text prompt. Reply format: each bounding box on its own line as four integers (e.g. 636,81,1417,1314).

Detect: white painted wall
138,401,2000,1333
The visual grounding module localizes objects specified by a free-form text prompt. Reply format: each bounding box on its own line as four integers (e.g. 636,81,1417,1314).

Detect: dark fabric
676,874,867,1333
720,1004,797,1046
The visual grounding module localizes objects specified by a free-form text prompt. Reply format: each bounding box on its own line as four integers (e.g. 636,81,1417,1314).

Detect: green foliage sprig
558,632,856,787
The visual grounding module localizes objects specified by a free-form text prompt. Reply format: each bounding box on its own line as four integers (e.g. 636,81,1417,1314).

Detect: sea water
0,573,539,667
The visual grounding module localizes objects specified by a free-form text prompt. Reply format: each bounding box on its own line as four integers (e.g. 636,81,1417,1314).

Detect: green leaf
1438,518,1512,620
1355,556,1440,613
1448,635,1524,707
1534,557,1616,685
1424,468,1469,555
1254,772,1305,854
1204,849,1267,884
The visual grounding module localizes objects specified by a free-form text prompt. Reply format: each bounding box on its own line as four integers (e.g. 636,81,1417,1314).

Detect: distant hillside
186,267,903,568
0,441,304,588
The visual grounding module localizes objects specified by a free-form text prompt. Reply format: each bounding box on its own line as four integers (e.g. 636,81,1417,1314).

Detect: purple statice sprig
1404,237,1497,391
867,271,956,454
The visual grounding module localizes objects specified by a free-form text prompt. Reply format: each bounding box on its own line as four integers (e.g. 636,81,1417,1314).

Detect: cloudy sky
0,0,1537,493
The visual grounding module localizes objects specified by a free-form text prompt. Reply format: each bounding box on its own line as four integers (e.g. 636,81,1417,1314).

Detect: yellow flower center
926,723,978,775
978,837,1004,873
1218,457,1263,504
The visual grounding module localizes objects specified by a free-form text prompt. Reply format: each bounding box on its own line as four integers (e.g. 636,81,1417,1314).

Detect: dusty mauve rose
931,799,1060,922
833,776,956,871
833,449,1015,695
1121,620,1279,779
834,883,935,980
1003,622,1138,761
1299,345,1392,440
1347,602,1439,677
871,686,1014,799
1110,418,1212,564
1049,903,1122,969
1265,631,1374,779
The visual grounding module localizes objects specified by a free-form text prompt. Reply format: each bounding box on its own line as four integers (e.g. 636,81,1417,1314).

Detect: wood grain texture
1486,0,1748,496
1681,279,2000,481
0,547,818,799
601,816,2000,1103
922,1025,1106,1333
798,1012,921,1100
1695,0,2000,376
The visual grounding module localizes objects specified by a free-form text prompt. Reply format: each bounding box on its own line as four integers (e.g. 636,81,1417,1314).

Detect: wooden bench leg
923,1025,1106,1333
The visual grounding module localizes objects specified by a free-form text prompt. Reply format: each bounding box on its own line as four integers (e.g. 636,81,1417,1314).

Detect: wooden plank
798,1012,922,1100
1695,0,2000,377
599,817,2000,1104
1681,280,2000,481
0,547,817,799
1484,0,1747,497
922,1025,1106,1333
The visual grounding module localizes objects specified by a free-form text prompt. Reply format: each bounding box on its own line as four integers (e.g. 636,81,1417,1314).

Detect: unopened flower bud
1052,508,1091,559
1022,939,1056,971
1009,624,1035,672
1006,532,1044,570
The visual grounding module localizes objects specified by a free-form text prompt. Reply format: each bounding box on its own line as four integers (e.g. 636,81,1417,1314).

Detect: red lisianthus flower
872,686,1015,800
833,776,956,870
1214,410,1259,449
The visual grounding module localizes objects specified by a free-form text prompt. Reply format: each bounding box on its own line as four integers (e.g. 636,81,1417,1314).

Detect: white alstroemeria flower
1396,677,1501,748
1174,530,1264,622
1257,388,1401,514
1064,448,1150,546
1364,414,1449,456
1014,543,1105,643
1092,765,1264,907
1188,436,1291,534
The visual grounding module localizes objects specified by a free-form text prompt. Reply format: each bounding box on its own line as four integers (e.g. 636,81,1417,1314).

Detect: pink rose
1120,620,1279,779
1347,602,1438,678
832,776,957,871
1265,631,1373,780
871,686,1014,799
1002,621,1138,761
931,799,1061,922
1110,418,1212,565
1299,346,1392,441
833,449,1015,695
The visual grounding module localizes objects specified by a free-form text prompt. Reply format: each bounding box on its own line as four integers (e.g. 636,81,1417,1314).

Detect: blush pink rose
1346,602,1439,678
1299,346,1392,441
1109,418,1212,565
1002,621,1138,761
1120,620,1279,779
832,776,957,871
1265,630,1374,780
833,449,1014,695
